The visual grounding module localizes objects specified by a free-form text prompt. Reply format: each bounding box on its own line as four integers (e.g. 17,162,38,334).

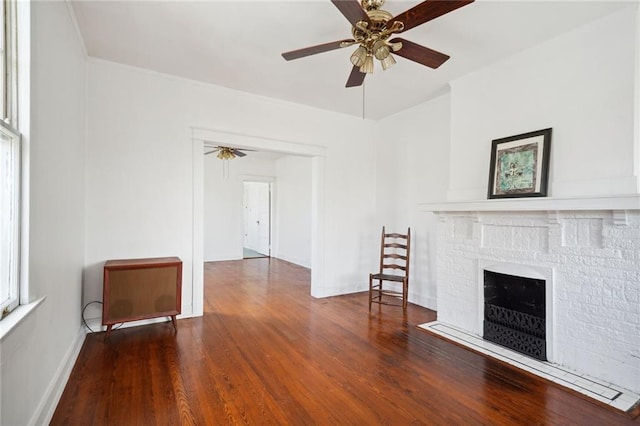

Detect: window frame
0,119,20,315
1,0,17,126
0,0,21,319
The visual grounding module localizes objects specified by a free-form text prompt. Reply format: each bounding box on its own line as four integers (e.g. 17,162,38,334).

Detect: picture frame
487,128,552,199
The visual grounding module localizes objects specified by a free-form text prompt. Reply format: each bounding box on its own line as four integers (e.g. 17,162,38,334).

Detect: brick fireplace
422,196,640,395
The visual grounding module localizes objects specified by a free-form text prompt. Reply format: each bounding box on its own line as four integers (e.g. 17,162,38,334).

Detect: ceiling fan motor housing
353,9,393,40
361,0,385,11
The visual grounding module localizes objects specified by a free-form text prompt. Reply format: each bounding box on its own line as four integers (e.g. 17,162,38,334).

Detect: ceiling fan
204,146,253,160
282,0,474,87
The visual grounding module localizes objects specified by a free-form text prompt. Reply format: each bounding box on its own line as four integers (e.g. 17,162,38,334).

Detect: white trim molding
419,194,640,213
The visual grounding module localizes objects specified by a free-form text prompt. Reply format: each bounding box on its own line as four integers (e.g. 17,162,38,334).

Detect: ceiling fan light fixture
350,46,368,67
216,148,235,160
373,40,389,60
360,54,374,74
380,53,396,70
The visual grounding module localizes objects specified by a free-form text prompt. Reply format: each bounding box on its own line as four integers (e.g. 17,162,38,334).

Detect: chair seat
370,273,405,282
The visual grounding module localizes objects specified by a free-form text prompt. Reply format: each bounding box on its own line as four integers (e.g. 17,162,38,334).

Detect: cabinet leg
104,324,113,341
170,315,178,333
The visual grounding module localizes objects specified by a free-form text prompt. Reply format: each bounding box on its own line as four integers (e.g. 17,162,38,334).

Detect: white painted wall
203,155,276,261
84,58,378,321
448,5,638,201
274,156,312,268
0,2,87,425
374,95,451,309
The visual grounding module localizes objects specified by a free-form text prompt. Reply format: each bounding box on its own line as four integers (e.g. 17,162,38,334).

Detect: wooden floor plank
51,258,638,425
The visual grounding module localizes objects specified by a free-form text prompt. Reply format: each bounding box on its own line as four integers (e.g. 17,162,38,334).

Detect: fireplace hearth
483,270,546,361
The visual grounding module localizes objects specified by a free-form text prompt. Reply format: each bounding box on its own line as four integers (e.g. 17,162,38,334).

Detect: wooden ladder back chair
369,226,411,311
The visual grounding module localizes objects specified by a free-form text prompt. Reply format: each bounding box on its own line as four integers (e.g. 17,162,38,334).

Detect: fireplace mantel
418,194,640,213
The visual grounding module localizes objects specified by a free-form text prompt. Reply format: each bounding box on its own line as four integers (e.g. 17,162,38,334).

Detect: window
0,120,19,315
0,0,20,318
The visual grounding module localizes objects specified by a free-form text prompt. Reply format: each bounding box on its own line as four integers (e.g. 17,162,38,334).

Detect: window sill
0,296,46,341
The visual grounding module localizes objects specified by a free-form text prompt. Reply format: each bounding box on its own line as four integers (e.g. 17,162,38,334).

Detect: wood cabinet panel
102,257,182,337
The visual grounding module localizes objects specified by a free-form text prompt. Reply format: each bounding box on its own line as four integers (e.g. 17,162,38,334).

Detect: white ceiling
70,0,634,120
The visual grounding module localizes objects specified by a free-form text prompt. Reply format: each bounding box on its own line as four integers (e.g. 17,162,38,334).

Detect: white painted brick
453,217,473,239
624,287,639,304
605,238,640,250
604,227,640,239
562,218,603,248
620,249,640,261
436,210,640,394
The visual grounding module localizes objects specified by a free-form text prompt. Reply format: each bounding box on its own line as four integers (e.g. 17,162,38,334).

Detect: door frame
191,127,326,317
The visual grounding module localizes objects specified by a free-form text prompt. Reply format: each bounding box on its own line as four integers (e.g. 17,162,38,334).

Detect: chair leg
403,279,408,310
368,274,372,311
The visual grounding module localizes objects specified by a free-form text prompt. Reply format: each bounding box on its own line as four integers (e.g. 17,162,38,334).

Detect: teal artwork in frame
496,143,537,193
488,129,552,199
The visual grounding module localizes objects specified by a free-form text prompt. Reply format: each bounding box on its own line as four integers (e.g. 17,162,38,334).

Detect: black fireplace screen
483,270,546,361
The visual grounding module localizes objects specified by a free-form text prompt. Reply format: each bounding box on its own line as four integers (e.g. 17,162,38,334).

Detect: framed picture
487,128,552,199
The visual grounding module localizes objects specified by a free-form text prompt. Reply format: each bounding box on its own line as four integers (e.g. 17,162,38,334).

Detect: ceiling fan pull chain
222,159,229,180
362,81,366,120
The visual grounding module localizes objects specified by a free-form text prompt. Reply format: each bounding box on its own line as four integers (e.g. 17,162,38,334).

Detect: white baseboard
273,253,311,269
204,253,242,262
33,325,86,426
312,282,368,298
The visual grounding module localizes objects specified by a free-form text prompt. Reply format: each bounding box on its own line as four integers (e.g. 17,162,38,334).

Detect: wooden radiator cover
102,257,182,327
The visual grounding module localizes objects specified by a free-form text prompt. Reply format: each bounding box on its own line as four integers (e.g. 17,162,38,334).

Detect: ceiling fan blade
232,149,247,158
204,148,221,155
331,0,371,27
390,38,450,69
282,39,355,61
346,65,366,88
388,0,474,34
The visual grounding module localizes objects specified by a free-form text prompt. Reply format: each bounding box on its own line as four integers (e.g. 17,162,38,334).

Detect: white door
243,181,271,256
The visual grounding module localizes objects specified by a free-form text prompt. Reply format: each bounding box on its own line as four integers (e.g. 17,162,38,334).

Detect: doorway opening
191,127,327,317
243,181,271,259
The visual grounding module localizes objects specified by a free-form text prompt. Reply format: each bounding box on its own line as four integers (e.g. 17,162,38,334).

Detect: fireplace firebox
483,270,546,361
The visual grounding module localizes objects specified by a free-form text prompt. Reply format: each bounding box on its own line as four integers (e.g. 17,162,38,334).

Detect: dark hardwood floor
52,258,638,425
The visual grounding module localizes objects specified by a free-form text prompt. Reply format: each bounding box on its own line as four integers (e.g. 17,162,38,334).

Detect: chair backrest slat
384,243,407,250
377,226,411,279
382,264,406,270
383,253,406,260
385,233,406,238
